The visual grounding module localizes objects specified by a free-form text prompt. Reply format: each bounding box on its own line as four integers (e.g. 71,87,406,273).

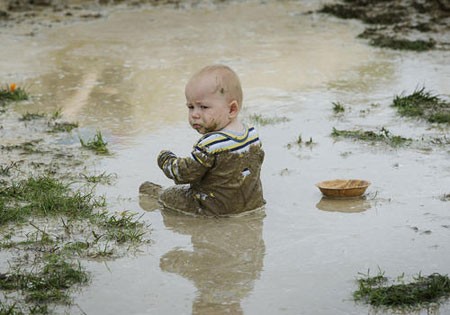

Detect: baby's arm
157,149,213,184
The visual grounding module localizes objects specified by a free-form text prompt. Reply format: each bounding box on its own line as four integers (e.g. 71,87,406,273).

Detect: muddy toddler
152,64,265,216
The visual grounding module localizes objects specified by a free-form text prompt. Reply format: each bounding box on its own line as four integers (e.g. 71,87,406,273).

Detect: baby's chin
191,125,206,134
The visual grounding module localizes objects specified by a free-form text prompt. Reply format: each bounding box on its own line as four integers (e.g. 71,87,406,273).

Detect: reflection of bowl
316,179,371,198
316,197,371,213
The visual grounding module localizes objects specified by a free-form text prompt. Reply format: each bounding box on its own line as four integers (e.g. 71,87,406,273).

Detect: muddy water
2,1,450,314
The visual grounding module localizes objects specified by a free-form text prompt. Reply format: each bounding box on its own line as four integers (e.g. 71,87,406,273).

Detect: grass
247,113,290,126
94,211,147,244
358,29,436,51
0,303,49,314
0,175,147,243
0,253,89,304
0,90,149,313
48,121,79,133
0,162,18,176
0,176,104,226
318,2,440,52
392,87,450,124
319,4,367,21
0,83,29,105
18,110,79,133
331,127,411,146
287,134,315,149
367,35,435,51
332,102,345,113
1,140,45,154
19,112,46,121
80,131,109,154
0,173,149,311
80,171,117,185
354,270,450,309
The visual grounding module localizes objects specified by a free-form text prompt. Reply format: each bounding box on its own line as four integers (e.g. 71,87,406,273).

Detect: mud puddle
1,0,450,314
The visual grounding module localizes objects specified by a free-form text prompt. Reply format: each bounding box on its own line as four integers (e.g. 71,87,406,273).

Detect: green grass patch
0,253,89,304
19,112,46,122
0,162,18,176
93,210,147,244
332,102,345,113
368,36,435,51
354,270,450,309
392,87,450,124
0,173,149,310
0,84,29,105
331,127,411,146
48,121,79,133
80,131,109,154
80,171,117,185
0,98,150,312
287,134,315,149
0,176,105,226
248,113,290,126
0,302,49,315
319,4,367,20
1,140,45,154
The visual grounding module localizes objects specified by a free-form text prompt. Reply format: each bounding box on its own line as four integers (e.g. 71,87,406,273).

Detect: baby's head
186,65,243,107
185,65,244,134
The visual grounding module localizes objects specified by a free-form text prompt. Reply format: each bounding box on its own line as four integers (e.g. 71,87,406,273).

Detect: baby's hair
192,64,243,108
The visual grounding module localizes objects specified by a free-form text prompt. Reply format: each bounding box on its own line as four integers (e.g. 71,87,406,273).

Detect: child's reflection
141,195,265,315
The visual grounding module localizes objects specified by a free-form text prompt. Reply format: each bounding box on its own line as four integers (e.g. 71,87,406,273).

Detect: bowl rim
315,179,371,190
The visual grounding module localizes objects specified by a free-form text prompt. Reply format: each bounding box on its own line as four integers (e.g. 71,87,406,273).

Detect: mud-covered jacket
158,126,265,216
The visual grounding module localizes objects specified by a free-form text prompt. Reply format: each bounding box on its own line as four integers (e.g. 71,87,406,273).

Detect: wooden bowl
316,179,370,198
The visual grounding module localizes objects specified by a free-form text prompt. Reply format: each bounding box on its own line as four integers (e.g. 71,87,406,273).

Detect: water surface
1,1,449,314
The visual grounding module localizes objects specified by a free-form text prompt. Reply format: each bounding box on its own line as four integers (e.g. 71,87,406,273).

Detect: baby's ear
229,100,239,117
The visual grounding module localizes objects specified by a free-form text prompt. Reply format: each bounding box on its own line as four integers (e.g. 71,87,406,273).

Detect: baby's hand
157,150,177,169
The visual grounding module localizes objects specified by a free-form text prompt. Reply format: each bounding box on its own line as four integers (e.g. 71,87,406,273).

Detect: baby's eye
200,105,208,109
187,104,194,109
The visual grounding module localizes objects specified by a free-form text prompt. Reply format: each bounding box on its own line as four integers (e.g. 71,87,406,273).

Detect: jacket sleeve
157,148,215,184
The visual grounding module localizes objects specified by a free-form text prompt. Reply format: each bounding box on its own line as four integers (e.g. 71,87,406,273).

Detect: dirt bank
2,0,449,52
0,0,180,35
318,0,450,51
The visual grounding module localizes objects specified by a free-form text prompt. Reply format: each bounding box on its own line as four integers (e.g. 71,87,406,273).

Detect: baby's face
185,76,232,134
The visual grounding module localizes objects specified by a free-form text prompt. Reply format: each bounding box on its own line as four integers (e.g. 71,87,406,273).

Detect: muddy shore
319,0,450,51
1,0,450,51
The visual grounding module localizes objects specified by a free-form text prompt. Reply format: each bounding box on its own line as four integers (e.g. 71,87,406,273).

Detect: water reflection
156,207,265,315
315,197,371,213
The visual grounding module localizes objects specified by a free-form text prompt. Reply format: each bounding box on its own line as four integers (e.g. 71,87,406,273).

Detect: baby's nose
191,108,201,118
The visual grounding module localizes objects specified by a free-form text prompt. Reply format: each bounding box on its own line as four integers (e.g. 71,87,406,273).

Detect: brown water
1,1,450,314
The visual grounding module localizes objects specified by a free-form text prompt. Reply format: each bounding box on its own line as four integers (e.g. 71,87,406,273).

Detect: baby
156,64,265,216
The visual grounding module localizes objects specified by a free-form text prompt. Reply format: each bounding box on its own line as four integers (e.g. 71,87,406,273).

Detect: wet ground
1,0,450,314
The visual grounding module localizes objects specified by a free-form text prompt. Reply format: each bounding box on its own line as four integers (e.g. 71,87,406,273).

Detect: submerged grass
48,121,79,133
366,35,435,51
0,95,149,313
0,176,104,226
80,131,109,154
331,127,411,147
247,113,290,126
0,253,89,304
332,102,345,113
19,112,46,121
354,270,450,309
80,171,117,185
0,173,149,311
392,87,450,124
0,303,49,314
94,211,147,244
